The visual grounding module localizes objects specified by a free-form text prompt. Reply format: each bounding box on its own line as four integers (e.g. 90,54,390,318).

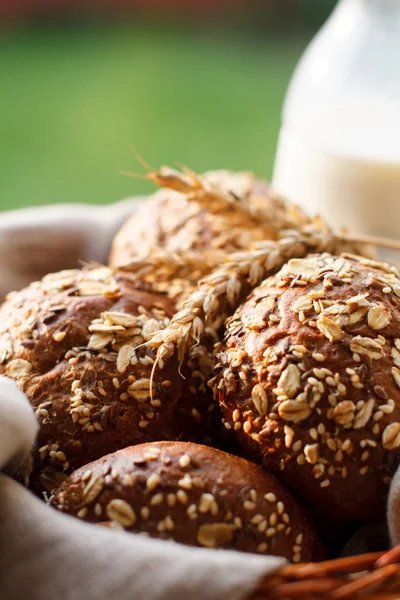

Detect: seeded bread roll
109,170,307,269
212,253,400,521
0,267,217,491
49,441,323,562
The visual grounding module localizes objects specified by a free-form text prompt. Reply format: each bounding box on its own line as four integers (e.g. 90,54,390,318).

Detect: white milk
272,0,400,262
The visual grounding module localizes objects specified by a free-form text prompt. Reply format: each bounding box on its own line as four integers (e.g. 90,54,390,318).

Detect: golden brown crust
212,253,400,521
49,441,323,562
0,267,218,491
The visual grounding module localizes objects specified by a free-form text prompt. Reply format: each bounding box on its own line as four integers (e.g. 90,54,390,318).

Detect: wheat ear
147,222,334,366
126,163,279,226
116,247,216,280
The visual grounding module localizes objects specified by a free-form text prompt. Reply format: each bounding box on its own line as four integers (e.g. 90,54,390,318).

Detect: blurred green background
0,1,337,211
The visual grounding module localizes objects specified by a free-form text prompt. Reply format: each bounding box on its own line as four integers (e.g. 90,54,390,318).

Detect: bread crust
0,267,216,490
109,171,305,268
50,440,323,562
212,253,400,520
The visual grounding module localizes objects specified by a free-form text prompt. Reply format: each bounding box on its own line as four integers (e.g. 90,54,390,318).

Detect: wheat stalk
147,221,334,366
336,232,400,252
117,247,216,280
116,247,227,304
122,159,394,371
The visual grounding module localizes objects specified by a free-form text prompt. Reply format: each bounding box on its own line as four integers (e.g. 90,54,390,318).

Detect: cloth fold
0,198,142,300
0,377,37,477
388,467,400,547
0,474,283,600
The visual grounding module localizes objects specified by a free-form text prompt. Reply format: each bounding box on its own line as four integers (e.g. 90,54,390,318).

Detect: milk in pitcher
272,0,400,260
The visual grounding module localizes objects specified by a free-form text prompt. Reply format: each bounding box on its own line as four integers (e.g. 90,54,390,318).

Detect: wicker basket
249,545,400,600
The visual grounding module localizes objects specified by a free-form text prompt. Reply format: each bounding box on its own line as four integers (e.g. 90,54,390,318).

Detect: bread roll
50,441,323,562
212,253,400,520
0,267,217,490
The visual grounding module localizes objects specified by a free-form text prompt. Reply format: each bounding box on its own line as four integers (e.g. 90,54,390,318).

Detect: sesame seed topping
266,527,276,538
53,331,66,342
179,454,191,468
251,514,264,525
178,474,193,490
232,409,241,422
243,421,252,433
140,507,150,520
304,444,319,465
341,439,352,452
187,504,198,520
167,493,176,507
199,493,215,514
293,552,301,563
150,493,164,506
146,473,161,491
292,440,302,452
257,520,267,533
175,490,188,505
269,512,278,526
264,493,277,503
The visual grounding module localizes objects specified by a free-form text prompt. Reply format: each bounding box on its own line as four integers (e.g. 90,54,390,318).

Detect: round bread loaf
109,170,307,268
49,441,323,562
109,171,374,303
212,253,400,521
0,267,217,491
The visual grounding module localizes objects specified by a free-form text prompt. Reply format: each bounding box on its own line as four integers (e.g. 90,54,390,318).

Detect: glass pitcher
272,0,400,261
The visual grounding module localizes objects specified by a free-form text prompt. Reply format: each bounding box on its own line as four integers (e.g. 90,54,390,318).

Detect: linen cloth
0,200,285,600
0,198,143,300
388,466,400,546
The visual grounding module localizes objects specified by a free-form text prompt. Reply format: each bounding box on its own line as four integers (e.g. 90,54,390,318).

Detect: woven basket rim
249,545,400,600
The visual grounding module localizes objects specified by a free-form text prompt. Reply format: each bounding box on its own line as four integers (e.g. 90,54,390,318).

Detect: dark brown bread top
0,267,217,491
109,170,308,269
212,253,400,521
49,441,323,562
